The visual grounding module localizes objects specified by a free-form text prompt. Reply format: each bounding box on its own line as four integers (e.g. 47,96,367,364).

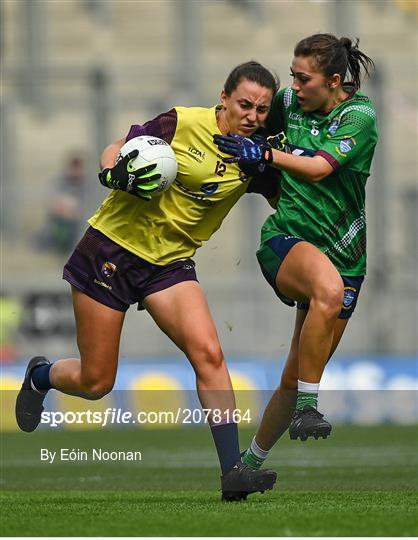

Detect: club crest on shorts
102,262,117,278
342,287,356,310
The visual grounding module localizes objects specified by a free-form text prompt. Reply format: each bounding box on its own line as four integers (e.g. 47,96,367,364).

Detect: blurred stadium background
1,1,417,408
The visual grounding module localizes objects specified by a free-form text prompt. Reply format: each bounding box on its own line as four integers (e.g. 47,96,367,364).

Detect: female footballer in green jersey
16,62,280,500
214,34,378,464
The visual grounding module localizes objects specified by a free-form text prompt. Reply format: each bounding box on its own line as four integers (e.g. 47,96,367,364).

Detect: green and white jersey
262,86,378,275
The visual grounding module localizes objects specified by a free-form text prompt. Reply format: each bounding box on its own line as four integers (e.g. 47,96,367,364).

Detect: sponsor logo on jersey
102,262,117,278
289,111,302,121
310,120,319,136
147,139,168,146
339,138,356,154
174,180,216,206
342,286,357,309
187,146,206,162
328,117,341,135
200,182,219,195
182,263,195,271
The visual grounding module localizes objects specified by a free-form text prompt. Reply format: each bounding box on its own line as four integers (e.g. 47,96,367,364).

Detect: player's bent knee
312,281,344,319
189,341,225,373
80,377,115,400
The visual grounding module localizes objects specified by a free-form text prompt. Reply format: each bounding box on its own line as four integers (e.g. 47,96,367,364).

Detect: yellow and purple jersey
89,106,276,265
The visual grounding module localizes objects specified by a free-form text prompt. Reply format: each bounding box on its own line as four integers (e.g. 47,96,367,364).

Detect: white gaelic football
118,135,178,193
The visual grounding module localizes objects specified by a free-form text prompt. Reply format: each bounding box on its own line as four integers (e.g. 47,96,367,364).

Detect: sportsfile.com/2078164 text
40,408,252,427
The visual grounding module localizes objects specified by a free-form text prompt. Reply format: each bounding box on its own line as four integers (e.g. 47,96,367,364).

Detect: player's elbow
308,170,329,183
296,170,325,183
308,156,334,182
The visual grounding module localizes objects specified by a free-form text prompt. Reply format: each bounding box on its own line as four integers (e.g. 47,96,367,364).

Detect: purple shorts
63,227,198,312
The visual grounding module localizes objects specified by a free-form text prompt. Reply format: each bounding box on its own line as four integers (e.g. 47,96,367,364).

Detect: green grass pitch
1,425,417,536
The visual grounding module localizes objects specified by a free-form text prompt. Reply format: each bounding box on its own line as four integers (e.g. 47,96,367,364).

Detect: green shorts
257,234,364,319
256,235,303,307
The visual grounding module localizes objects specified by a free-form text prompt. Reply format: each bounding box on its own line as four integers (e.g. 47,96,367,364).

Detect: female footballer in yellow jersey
16,62,279,501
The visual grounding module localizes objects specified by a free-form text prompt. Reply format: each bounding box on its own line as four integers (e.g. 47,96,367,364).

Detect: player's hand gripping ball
99,136,178,201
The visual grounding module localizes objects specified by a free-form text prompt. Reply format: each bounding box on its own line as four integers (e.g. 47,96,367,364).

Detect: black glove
267,131,288,151
98,150,161,201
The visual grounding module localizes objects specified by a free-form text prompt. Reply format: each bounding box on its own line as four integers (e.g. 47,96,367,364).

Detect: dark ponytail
294,33,375,89
342,37,375,90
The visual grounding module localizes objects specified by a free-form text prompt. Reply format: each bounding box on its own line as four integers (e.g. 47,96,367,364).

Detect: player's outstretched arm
214,132,332,183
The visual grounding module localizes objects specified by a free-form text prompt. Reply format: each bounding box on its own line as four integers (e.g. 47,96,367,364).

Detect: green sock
242,437,269,470
296,391,318,410
242,448,265,469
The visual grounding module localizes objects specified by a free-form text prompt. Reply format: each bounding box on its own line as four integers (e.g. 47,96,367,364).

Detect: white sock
298,379,320,393
250,436,269,459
